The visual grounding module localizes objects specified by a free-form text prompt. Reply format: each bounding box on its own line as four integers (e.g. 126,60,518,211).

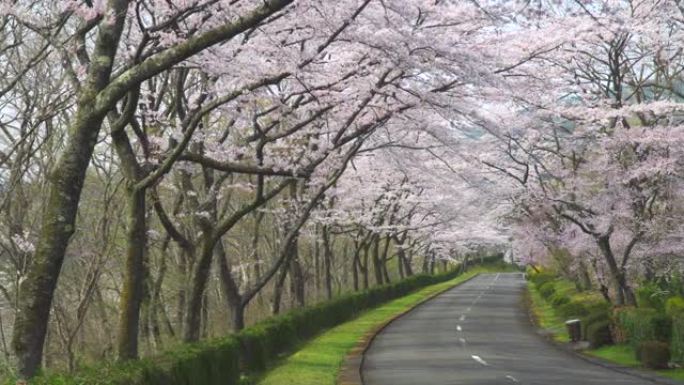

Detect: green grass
588,344,640,367
527,281,569,343
256,266,513,385
589,344,684,381
528,281,684,381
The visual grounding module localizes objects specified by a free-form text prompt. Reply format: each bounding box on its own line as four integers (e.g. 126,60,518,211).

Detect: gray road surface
362,273,668,385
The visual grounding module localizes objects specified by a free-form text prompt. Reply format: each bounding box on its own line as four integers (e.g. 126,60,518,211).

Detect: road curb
523,287,683,385
336,273,481,385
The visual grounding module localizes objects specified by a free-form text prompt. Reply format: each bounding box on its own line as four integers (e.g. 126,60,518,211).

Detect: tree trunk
183,237,215,341
372,236,384,286
289,244,305,308
314,224,321,295
322,227,333,300
597,235,637,306
405,248,415,276
361,243,370,289
252,211,264,280
352,251,360,292
381,236,391,284
216,240,245,332
397,251,405,279
232,304,245,331
117,188,147,360
201,292,209,339
12,121,107,378
11,2,129,376
272,261,289,315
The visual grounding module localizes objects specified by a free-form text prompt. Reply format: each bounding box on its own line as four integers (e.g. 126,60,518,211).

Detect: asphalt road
362,273,666,385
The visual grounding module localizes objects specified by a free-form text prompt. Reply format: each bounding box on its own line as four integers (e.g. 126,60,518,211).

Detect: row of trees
0,0,513,379
487,1,684,306
7,0,683,380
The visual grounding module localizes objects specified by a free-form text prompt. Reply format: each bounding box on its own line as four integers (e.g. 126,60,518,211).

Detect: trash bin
565,319,581,342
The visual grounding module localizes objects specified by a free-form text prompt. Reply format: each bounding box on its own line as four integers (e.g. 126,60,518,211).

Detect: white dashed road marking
471,355,488,366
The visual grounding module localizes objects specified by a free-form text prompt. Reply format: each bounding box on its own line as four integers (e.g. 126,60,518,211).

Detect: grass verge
526,281,569,343
255,265,516,385
527,281,684,381
588,345,684,381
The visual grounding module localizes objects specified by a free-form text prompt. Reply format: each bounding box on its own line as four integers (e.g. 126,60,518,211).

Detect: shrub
652,313,673,342
538,282,556,299
581,308,611,340
557,301,589,319
549,292,570,307
587,320,613,348
638,341,671,369
666,296,684,317
637,282,669,312
20,257,506,385
530,272,556,288
28,338,243,385
617,308,671,348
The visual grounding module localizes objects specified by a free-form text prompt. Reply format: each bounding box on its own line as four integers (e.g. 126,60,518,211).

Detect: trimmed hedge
29,338,242,385
529,271,684,368
580,308,610,340
235,271,447,374
638,341,671,369
557,300,590,319
616,308,672,348
587,320,613,348
530,272,556,288
20,254,506,385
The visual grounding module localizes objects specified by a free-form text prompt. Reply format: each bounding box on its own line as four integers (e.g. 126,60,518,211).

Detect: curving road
362,273,676,385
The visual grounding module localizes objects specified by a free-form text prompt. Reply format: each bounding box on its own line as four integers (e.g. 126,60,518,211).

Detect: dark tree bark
322,226,334,300
361,242,370,289
216,240,245,331
11,2,129,376
381,236,392,284
12,0,295,376
372,235,384,286
597,234,637,306
271,260,289,315
116,188,147,361
289,242,305,308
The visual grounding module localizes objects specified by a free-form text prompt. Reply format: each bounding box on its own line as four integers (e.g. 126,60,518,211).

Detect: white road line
456,325,462,332
459,314,466,321
505,375,520,383
471,355,488,366
466,307,472,312
494,273,501,281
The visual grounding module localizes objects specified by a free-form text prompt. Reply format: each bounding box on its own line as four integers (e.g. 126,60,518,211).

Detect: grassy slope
527,281,684,381
527,281,569,343
256,265,515,385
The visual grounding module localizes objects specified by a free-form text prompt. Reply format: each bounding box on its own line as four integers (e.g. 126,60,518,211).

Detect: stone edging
524,286,683,385
336,273,480,385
